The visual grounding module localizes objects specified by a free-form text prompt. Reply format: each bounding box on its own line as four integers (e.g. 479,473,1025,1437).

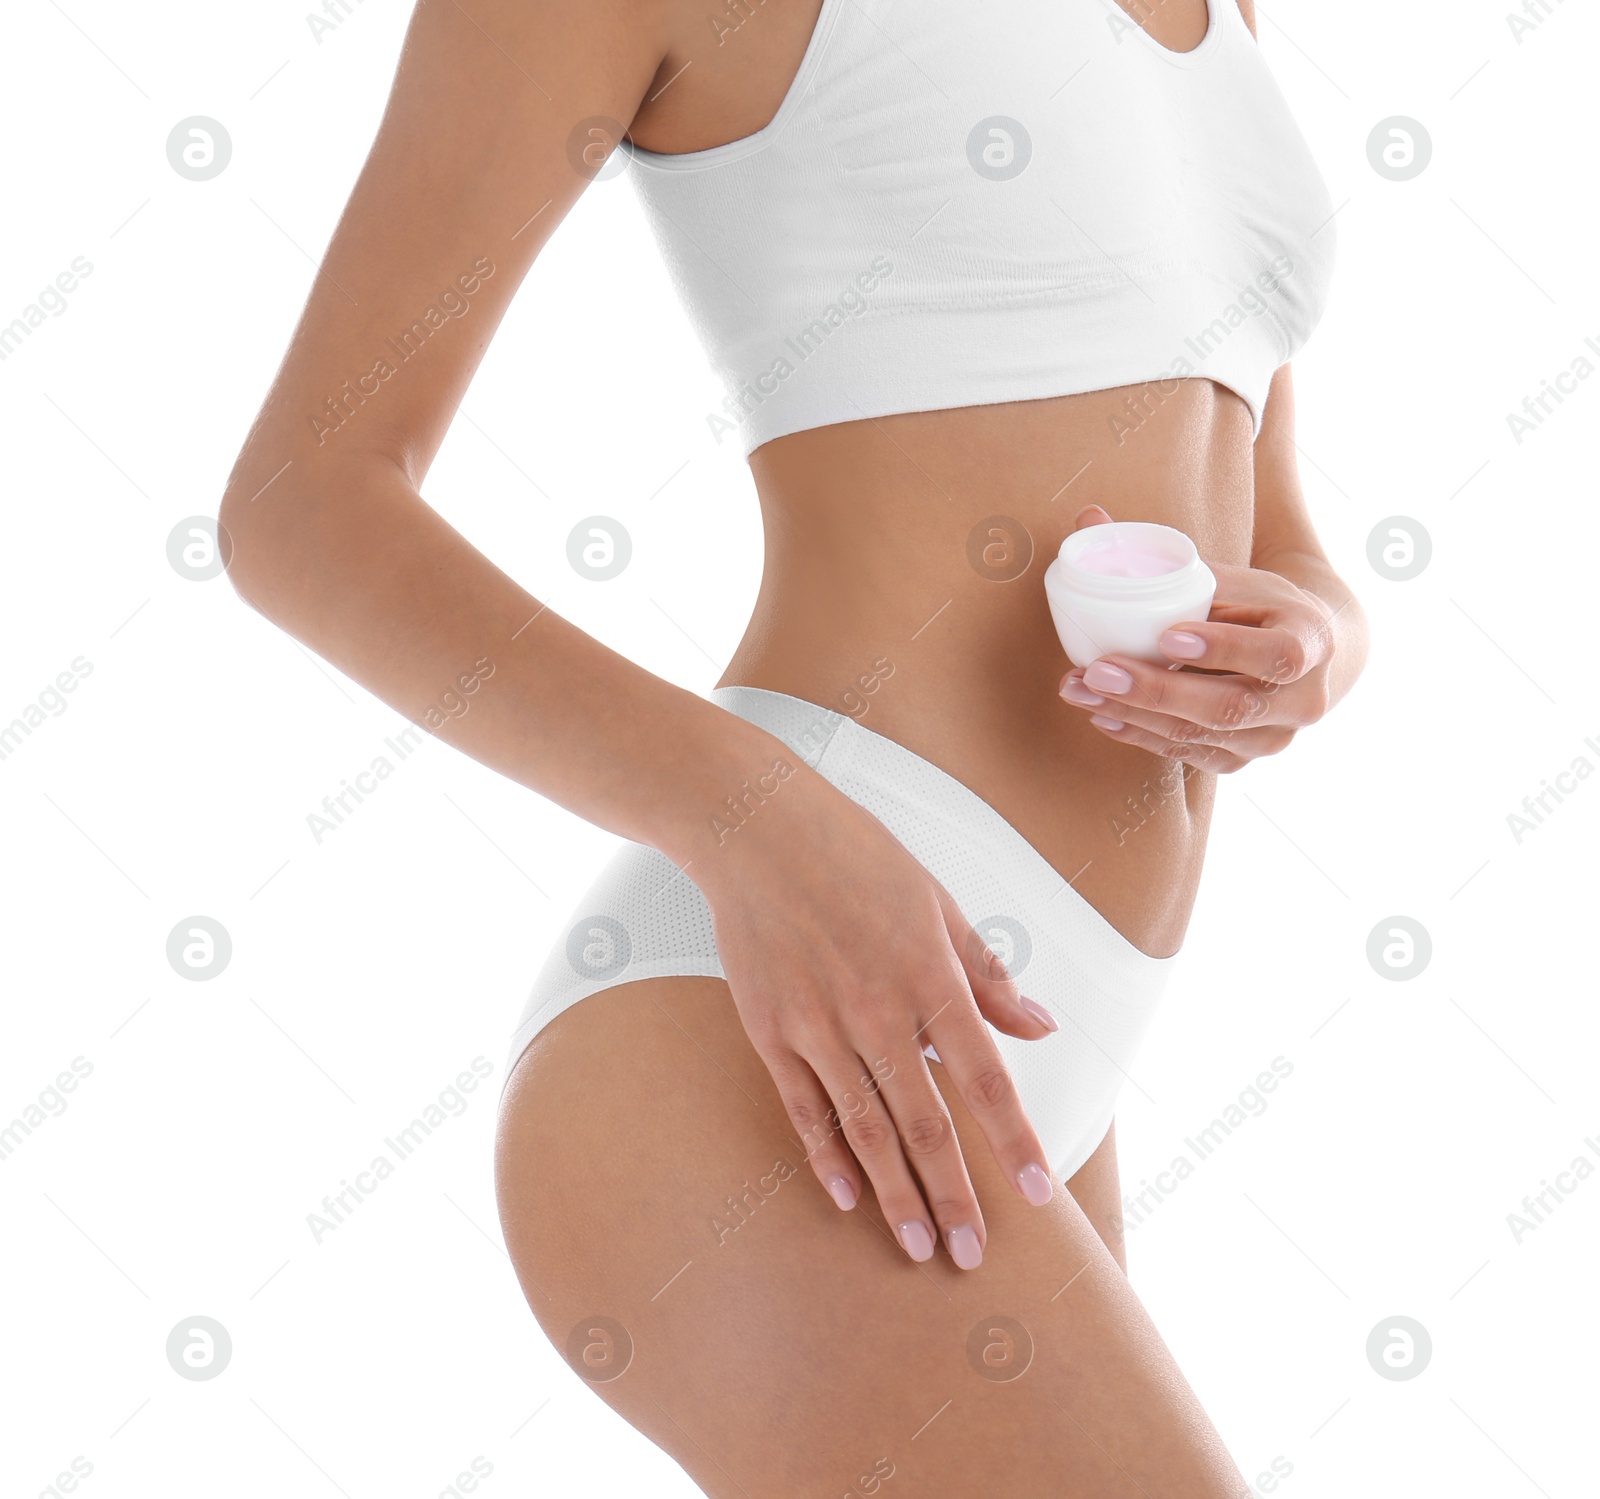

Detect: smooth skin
219,0,1368,1492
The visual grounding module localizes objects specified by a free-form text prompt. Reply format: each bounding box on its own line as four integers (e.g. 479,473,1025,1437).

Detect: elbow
218,445,407,624
216,485,272,613
216,475,303,622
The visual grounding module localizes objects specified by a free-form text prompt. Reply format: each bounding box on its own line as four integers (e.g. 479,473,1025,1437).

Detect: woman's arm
1223,1,1370,710
1226,0,1368,705
220,0,1060,1267
1246,363,1371,714
218,0,765,868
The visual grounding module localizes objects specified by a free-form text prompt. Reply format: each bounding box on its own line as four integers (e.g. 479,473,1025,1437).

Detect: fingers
936,886,1060,1042
1157,620,1320,691
923,1002,1057,1214
865,1048,993,1269
764,1013,1053,1272
1160,567,1339,686
1064,651,1321,734
759,1041,867,1214
761,1032,990,1272
1083,711,1254,773
932,890,1057,1212
811,1041,983,1269
1060,665,1295,767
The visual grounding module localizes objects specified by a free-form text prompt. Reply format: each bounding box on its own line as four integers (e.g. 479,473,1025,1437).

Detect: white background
2,1,1595,1496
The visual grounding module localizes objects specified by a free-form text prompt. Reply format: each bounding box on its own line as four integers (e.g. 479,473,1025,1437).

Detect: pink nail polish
1017,1163,1054,1207
1059,678,1106,707
948,1225,983,1270
1090,714,1125,731
1083,661,1133,694
899,1220,936,1262
1020,996,1059,1033
1162,629,1207,659
826,1175,857,1211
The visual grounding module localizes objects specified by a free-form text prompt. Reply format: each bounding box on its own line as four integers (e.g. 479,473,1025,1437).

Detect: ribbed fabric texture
627,0,1335,455
501,687,1178,1183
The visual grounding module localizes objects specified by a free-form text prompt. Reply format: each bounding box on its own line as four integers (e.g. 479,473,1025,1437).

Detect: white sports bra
627,0,1336,455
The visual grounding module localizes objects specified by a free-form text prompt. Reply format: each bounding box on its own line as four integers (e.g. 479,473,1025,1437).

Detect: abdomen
723,377,1257,958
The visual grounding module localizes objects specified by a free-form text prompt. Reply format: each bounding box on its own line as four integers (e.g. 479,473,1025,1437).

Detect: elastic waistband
711,685,852,767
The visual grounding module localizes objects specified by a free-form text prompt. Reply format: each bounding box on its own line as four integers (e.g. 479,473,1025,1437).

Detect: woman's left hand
1057,509,1341,775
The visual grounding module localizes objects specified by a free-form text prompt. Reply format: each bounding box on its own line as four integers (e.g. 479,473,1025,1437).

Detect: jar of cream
1043,521,1217,668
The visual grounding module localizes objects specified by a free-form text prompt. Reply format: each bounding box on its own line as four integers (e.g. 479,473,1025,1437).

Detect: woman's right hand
689,755,1061,1272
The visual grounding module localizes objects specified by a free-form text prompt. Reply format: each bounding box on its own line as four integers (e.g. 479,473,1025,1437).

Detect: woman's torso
725,383,1252,960
626,0,1330,957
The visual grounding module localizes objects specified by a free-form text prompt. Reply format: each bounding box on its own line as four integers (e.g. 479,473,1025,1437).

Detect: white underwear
500,686,1179,1181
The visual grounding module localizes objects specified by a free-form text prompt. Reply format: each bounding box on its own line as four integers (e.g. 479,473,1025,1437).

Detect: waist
718,379,1253,956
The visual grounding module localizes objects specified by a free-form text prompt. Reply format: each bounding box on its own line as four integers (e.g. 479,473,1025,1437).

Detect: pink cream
1073,538,1184,579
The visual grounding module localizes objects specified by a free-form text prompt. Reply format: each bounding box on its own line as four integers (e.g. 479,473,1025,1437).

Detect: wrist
640,702,814,879
1298,578,1368,711
1254,550,1369,710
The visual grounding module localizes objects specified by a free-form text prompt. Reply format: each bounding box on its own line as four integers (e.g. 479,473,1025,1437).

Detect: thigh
495,975,1242,1499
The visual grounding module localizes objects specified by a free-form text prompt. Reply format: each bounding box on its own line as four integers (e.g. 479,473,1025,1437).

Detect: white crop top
626,0,1336,455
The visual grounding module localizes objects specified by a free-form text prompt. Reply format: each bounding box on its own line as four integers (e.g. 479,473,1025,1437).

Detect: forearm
1245,367,1368,712
1252,544,1369,711
219,455,782,871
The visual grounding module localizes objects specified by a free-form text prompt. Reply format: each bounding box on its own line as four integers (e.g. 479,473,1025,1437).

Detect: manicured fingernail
948,1225,983,1270
899,1220,935,1262
826,1175,857,1211
1162,629,1207,659
921,1040,943,1064
1020,996,1059,1033
1090,714,1125,731
1084,661,1133,694
1017,1163,1054,1207
1059,677,1105,707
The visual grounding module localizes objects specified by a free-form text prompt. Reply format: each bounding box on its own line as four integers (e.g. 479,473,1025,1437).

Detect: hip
503,683,1182,1180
